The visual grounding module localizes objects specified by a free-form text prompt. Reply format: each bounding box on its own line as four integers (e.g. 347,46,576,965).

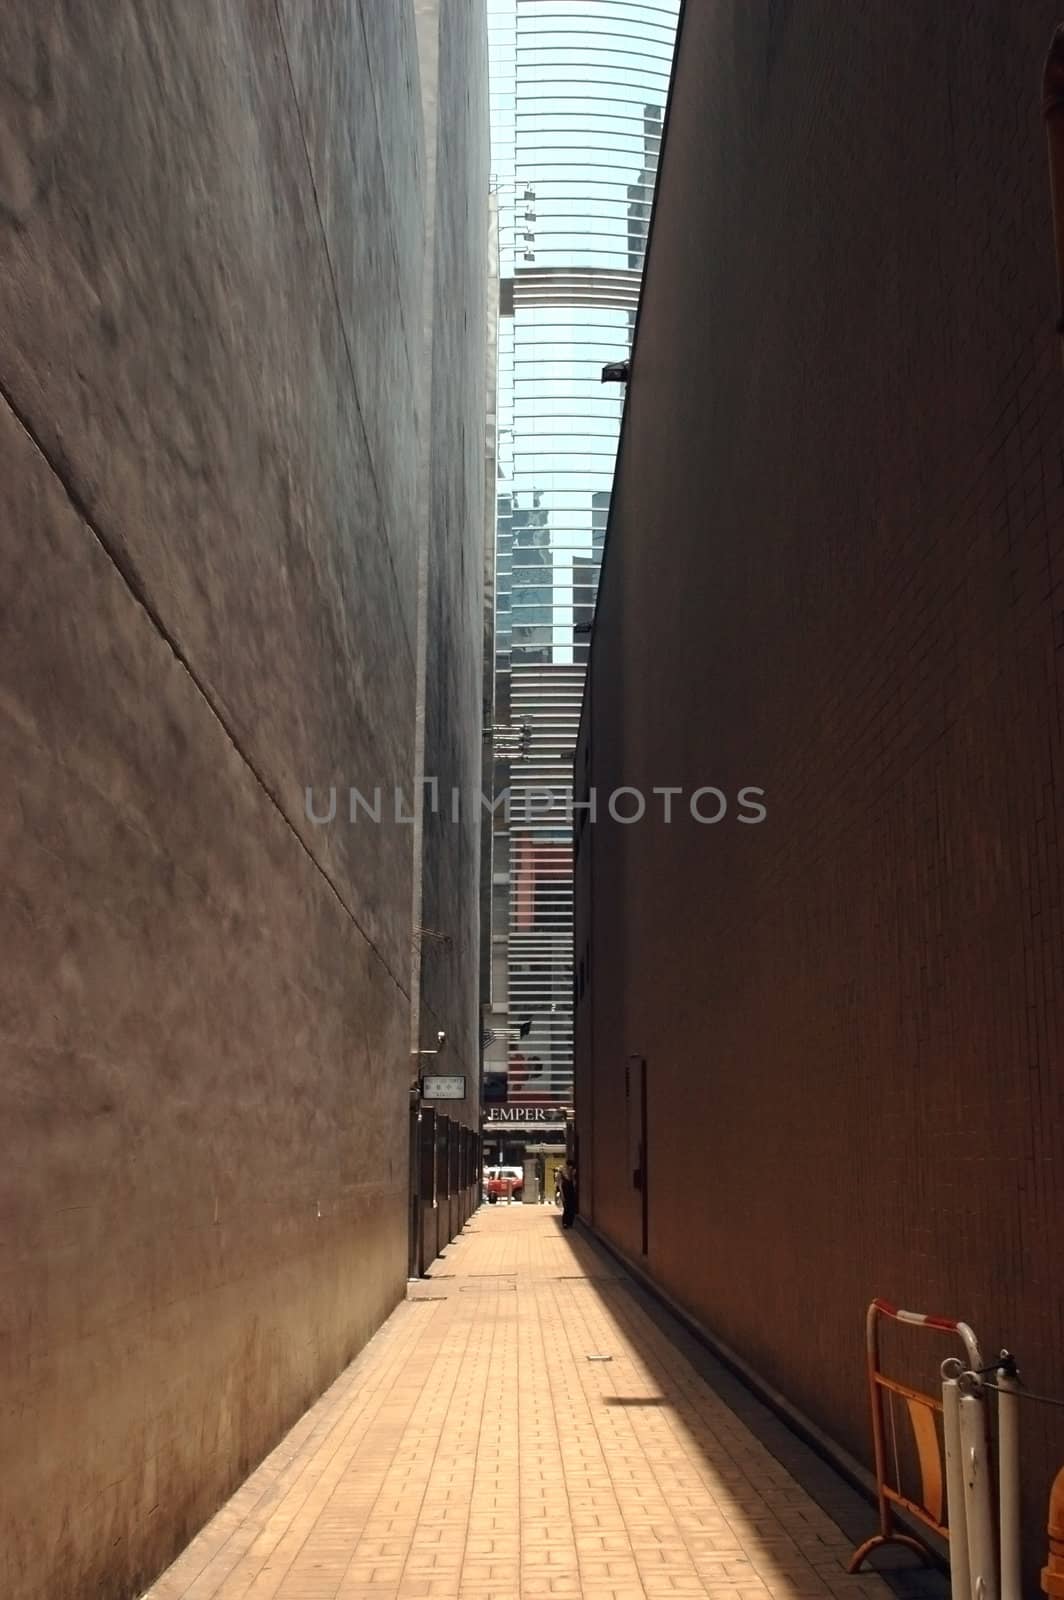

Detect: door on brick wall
627,1055,649,1256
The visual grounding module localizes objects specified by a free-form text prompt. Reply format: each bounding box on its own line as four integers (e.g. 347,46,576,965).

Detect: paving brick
142,1211,893,1600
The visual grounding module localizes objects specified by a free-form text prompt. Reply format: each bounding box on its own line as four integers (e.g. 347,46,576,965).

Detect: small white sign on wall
421,1074,466,1101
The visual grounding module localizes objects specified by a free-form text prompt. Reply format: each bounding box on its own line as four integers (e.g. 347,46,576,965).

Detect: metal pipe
942,1363,972,1600
865,1303,893,1543
851,1303,980,1574
1043,26,1064,363
955,1322,984,1373
996,1356,1021,1600
959,1379,998,1600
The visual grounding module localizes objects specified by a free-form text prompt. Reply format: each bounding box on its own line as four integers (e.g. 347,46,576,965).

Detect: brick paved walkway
143,1208,894,1600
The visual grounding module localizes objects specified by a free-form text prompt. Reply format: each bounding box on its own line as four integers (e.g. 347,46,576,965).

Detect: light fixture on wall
410,1031,450,1098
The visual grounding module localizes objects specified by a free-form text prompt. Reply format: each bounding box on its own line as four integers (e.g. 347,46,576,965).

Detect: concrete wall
0,3,486,1596
577,0,1064,1580
410,0,490,1268
415,0,489,1121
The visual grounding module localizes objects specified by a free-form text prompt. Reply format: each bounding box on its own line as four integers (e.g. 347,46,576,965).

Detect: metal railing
850,1299,1021,1600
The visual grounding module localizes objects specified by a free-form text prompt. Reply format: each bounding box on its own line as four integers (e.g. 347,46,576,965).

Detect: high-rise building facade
483,0,679,1160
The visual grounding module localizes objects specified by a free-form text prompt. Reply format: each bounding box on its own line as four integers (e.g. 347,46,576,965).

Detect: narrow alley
142,1210,937,1600
6,5,1064,1599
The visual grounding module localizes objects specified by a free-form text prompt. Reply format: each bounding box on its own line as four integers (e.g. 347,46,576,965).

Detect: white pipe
955,1322,984,1373
959,1383,998,1600
942,1371,972,1600
996,1363,1021,1600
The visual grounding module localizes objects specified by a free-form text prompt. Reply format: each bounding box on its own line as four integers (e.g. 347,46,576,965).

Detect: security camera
436,1030,446,1047
601,360,630,384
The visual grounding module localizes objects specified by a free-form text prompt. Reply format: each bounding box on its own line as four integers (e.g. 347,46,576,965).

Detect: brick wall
577,0,1064,1580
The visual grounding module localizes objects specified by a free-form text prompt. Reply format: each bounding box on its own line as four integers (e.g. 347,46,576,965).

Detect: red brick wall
577,0,1064,1578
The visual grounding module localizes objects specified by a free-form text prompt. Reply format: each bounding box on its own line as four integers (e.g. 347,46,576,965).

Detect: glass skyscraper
484,0,679,1146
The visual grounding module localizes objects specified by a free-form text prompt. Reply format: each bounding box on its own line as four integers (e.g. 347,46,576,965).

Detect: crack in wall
0,375,410,1003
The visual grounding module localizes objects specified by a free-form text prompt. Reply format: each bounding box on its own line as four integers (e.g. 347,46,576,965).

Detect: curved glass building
484,0,680,1152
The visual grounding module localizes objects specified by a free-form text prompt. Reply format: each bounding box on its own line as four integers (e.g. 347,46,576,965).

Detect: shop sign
485,1106,566,1125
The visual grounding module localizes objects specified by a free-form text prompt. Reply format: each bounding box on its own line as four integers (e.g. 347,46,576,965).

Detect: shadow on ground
561,1218,948,1600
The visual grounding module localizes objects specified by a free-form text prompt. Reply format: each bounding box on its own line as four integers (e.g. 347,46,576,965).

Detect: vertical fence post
958,1376,998,1600
942,1360,972,1600
996,1355,1021,1600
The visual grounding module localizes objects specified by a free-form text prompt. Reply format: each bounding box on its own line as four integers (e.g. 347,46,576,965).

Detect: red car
483,1167,523,1202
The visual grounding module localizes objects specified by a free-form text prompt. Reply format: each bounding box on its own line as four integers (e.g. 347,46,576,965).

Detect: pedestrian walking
558,1160,577,1229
